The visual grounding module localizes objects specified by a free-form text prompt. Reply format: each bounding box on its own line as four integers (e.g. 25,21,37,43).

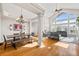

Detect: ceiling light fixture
16,8,25,24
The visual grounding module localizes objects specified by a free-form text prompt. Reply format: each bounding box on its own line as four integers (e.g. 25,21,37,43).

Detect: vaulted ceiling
2,3,79,21
40,3,79,17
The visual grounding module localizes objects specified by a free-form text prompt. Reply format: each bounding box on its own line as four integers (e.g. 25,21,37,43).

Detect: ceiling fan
54,3,63,13
49,3,63,19
55,8,62,12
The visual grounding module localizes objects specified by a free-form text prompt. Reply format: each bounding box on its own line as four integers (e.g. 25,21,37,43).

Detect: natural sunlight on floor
22,41,46,48
22,42,38,48
54,42,69,48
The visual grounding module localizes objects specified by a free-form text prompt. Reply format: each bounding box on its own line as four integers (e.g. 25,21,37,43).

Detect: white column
0,4,3,43
54,18,57,32
30,20,32,35
67,16,70,37
78,27,79,40
38,13,44,47
28,20,30,35
49,18,51,32
27,20,30,38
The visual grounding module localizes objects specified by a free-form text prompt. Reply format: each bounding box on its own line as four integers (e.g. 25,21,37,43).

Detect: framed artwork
9,24,13,31
13,24,22,31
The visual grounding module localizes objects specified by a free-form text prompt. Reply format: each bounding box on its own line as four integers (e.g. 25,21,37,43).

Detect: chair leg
4,43,7,50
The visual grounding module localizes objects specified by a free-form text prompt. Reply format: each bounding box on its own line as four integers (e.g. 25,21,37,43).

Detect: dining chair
3,35,16,50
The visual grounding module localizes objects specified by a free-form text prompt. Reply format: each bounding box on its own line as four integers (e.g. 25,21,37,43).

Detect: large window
51,12,77,36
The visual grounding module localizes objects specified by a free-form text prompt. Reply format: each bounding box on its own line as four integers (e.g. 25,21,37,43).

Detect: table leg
12,43,16,49
12,37,17,49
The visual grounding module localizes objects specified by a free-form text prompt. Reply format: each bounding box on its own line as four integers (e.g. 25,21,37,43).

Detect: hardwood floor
0,37,79,56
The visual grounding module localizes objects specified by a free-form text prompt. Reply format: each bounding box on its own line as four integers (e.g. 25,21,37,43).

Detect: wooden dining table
6,34,32,49
7,35,21,40
6,34,21,49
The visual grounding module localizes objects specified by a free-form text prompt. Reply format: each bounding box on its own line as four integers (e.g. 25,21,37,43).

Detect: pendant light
16,8,24,24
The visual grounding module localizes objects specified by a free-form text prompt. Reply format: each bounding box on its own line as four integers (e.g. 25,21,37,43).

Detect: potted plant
76,16,79,26
76,16,79,40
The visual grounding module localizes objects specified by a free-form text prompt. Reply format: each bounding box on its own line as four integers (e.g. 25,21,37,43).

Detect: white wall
31,21,38,34
2,17,19,35
0,17,18,42
0,15,2,43
0,16,29,43
0,4,3,43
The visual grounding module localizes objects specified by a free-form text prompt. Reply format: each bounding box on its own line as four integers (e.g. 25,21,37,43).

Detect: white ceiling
2,3,79,21
40,3,79,17
2,3,37,21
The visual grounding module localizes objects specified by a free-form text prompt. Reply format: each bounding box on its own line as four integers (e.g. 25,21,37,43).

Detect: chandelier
16,9,25,24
